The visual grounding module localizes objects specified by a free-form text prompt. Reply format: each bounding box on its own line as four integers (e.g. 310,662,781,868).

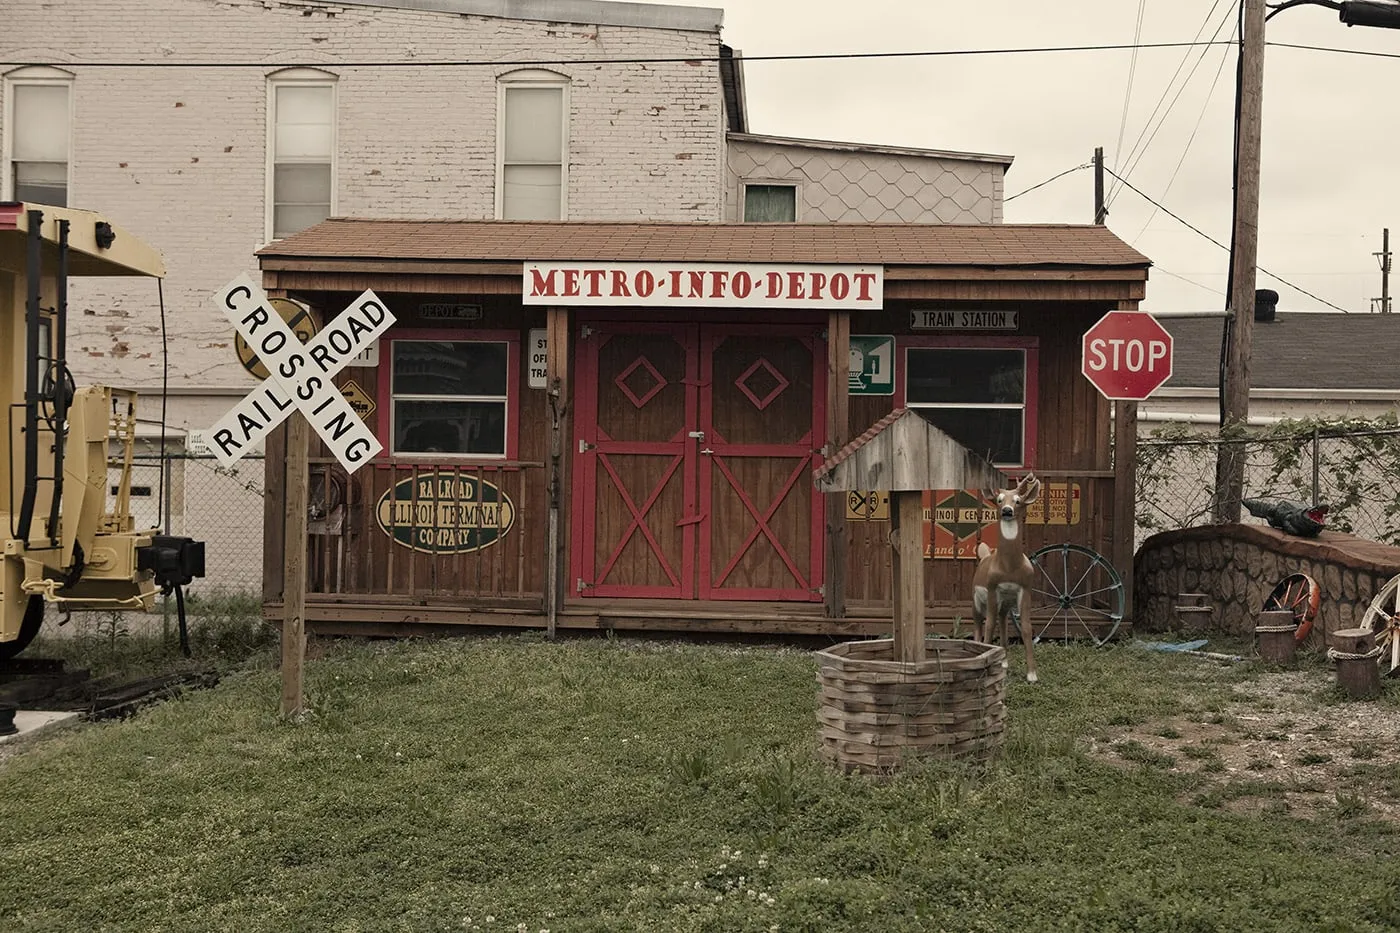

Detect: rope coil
1327,646,1384,662
1255,625,1298,633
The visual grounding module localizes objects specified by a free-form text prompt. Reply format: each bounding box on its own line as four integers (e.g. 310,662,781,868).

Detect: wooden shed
253,220,1150,638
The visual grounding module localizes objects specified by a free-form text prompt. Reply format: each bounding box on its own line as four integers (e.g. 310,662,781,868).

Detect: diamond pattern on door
733,357,791,411
614,355,669,409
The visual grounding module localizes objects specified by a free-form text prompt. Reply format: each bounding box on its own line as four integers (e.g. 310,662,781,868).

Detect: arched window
496,69,569,221
266,68,338,240
3,66,74,206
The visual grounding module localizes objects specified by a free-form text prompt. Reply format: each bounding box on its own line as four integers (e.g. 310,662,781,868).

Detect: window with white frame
497,70,568,221
4,67,72,206
743,184,797,222
268,69,336,240
391,340,510,457
904,347,1030,467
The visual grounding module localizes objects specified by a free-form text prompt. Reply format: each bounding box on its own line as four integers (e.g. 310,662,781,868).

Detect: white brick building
2,0,1012,594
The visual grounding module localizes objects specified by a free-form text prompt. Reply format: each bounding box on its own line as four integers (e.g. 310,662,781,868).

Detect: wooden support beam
545,306,571,635
824,309,850,618
281,413,310,717
890,490,926,662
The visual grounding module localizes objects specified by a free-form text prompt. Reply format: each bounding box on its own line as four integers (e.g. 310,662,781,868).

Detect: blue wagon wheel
1027,544,1125,646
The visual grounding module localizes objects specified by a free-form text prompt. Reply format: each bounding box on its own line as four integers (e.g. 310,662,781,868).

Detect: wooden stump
1255,609,1297,665
1329,628,1381,700
815,637,1006,774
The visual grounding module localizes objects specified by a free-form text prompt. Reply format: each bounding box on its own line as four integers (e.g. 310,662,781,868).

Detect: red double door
572,323,826,601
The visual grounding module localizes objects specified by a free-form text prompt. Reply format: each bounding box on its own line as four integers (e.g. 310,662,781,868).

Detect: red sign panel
1081,310,1174,401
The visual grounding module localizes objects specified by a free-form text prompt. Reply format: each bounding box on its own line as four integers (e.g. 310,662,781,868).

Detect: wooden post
890,489,925,663
1113,398,1138,626
824,310,850,618
1330,628,1382,700
545,307,570,636
1215,0,1266,523
281,413,309,717
1255,609,1297,665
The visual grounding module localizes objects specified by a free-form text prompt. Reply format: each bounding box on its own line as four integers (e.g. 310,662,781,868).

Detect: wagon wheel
1026,543,1125,646
1360,573,1400,677
1261,573,1320,644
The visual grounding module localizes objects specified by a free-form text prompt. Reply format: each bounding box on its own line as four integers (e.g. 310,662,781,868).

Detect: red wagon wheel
1261,573,1321,644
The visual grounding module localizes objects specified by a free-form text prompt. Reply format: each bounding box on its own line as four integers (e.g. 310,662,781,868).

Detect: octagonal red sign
1081,310,1174,401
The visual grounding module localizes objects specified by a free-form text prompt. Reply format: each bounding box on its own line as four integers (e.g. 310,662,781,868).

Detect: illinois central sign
523,262,883,309
375,473,516,554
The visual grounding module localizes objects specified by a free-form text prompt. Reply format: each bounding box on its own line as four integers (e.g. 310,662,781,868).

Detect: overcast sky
651,0,1397,315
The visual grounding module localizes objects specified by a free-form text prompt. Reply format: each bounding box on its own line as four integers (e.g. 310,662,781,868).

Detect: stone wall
1135,524,1400,650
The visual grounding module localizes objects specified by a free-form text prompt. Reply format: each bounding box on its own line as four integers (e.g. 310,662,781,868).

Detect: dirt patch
1089,665,1400,823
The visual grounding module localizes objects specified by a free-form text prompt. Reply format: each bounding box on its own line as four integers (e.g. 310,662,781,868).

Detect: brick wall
1,0,724,400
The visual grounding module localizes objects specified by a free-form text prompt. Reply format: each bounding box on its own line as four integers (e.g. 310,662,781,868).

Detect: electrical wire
1103,166,1354,313
1267,40,1400,58
1109,0,1238,206
0,40,1239,69
1131,16,1239,242
1003,163,1091,203
156,276,169,532
1111,0,1150,196
1155,267,1227,296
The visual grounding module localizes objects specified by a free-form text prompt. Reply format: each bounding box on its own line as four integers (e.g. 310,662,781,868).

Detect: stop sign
1081,310,1174,400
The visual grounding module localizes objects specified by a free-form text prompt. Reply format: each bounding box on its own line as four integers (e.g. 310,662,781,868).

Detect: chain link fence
1135,417,1400,551
44,453,268,642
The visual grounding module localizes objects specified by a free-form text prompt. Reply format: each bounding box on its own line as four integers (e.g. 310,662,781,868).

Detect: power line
1004,163,1092,202
1266,40,1400,58
1104,166,1353,313
1155,267,1228,296
1110,0,1149,195
0,39,1240,69
1111,0,1238,206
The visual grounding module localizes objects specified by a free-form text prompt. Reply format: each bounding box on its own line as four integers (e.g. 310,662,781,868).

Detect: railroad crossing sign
1081,310,1174,401
206,274,396,473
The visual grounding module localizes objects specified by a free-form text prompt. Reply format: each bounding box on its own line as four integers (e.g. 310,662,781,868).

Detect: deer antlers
985,473,1041,506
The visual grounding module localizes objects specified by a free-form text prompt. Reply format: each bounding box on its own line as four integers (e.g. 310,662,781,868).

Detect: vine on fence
1136,413,1400,547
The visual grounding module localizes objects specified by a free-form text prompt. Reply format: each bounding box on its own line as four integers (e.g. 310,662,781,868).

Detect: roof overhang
0,202,165,278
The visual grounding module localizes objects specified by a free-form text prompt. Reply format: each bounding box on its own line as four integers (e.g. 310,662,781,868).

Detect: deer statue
971,473,1042,683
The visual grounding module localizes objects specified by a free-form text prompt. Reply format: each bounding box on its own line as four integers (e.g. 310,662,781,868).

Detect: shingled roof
257,219,1150,268
1161,312,1400,392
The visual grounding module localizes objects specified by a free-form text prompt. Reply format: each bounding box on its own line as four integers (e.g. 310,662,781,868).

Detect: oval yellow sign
375,473,516,554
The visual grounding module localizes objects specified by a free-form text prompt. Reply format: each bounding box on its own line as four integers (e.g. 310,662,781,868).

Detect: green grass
2,635,1400,932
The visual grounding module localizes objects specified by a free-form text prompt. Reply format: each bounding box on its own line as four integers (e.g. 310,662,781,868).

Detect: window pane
744,185,796,222
906,348,1024,405
393,341,509,397
914,408,1024,465
395,400,506,456
14,162,67,207
273,203,330,239
503,86,563,163
275,86,332,144
275,122,333,160
502,164,561,221
13,85,68,161
274,163,332,204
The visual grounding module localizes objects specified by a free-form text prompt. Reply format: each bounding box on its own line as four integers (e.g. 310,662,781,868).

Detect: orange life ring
1262,573,1321,643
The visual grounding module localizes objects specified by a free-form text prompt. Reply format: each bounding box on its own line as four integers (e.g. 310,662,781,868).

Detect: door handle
700,447,714,455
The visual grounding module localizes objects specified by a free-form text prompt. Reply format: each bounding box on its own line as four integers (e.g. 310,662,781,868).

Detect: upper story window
3,67,73,207
898,339,1039,468
497,70,569,221
743,183,797,222
267,68,337,240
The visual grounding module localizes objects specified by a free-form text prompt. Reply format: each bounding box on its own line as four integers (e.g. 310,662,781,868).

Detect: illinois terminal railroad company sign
375,473,516,554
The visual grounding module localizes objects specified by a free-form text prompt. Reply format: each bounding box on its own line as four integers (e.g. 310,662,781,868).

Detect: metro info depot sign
207,274,396,472
523,262,883,309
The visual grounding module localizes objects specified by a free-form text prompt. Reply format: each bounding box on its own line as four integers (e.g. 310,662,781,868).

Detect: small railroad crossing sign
206,274,396,473
235,297,318,379
339,379,376,422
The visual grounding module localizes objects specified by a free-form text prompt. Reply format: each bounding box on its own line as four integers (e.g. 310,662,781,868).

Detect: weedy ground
2,633,1399,932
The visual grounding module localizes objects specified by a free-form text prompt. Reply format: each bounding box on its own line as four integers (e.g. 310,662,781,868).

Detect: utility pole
1093,146,1107,224
1214,0,1266,524
1375,227,1391,313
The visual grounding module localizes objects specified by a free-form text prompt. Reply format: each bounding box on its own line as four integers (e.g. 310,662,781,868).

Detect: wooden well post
812,409,1011,771
1329,628,1382,700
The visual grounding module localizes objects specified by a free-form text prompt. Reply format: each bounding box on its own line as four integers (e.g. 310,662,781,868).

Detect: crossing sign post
206,274,396,717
